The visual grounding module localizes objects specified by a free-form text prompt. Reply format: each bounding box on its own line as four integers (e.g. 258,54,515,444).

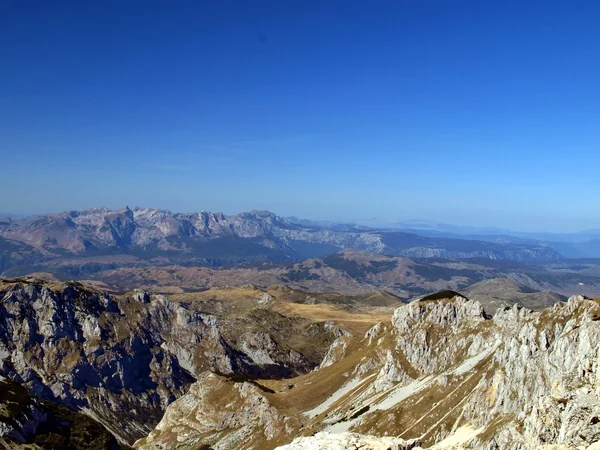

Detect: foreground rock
137,293,600,449
0,279,341,444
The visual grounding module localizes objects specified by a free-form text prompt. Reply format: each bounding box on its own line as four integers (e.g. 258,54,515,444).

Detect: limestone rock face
356,295,600,449
0,281,232,443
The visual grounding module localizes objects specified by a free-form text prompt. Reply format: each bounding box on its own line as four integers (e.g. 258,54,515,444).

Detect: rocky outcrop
238,331,309,370
135,371,294,450
319,335,352,369
275,433,600,450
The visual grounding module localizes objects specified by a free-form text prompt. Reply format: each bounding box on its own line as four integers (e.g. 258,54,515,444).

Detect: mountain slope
135,293,600,449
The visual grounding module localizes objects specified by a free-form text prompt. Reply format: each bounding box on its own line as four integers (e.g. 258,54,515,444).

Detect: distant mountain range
388,219,600,258
390,218,600,239
0,207,565,276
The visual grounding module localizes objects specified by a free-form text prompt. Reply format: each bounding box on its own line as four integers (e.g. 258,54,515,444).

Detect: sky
1,1,599,232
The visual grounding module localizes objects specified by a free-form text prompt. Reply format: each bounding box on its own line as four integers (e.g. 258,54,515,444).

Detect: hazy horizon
2,2,599,233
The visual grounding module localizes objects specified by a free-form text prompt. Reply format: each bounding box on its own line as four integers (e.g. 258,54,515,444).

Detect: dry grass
274,301,391,336
171,285,393,336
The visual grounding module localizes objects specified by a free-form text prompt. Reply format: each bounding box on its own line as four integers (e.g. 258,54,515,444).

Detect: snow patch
322,419,355,434
322,376,435,434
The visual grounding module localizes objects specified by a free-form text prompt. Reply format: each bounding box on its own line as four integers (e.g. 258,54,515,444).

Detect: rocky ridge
135,293,600,449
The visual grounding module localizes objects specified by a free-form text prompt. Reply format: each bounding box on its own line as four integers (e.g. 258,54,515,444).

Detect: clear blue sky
1,1,599,232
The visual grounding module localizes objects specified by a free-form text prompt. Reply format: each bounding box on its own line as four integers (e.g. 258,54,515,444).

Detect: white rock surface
276,432,421,450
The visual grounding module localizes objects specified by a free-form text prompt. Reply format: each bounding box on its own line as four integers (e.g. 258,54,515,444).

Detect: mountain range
0,207,564,277
387,219,600,258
